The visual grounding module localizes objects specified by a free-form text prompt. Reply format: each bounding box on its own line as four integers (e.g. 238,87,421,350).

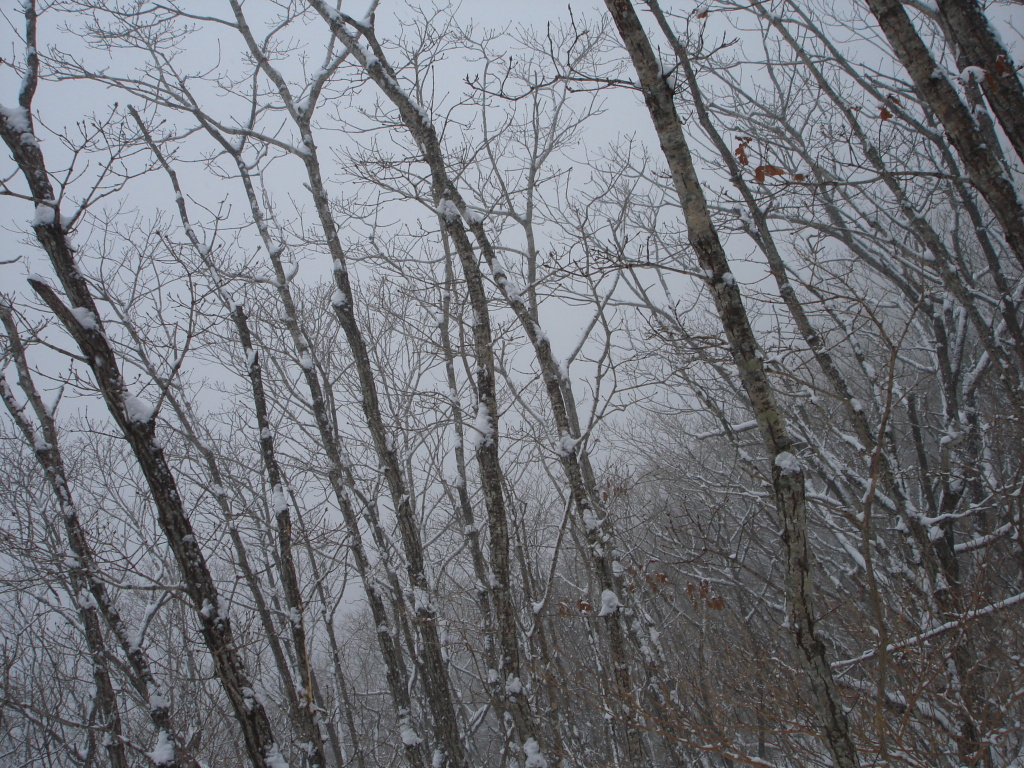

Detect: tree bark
934,0,1024,167
0,13,284,760
864,0,1024,270
601,3,860,767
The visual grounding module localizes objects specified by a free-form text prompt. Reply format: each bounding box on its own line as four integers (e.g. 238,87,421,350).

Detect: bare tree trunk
600,3,860,767
305,9,662,765
767,1,1024,411
0,9,283,764
223,8,467,762
864,0,1024,269
304,7,552,766
0,311,130,768
301,517,370,768
933,0,1024,166
437,234,498,676
128,105,337,768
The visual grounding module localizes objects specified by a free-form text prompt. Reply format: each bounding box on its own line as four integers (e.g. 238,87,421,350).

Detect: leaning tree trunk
864,0,1024,270
601,2,860,767
0,311,131,768
933,0,1024,167
0,8,283,766
129,105,336,768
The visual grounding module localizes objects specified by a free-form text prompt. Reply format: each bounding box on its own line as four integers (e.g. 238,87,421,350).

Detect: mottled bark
934,0,1024,167
305,5,549,764
601,2,859,767
0,11,282,762
0,317,129,768
864,0,1024,269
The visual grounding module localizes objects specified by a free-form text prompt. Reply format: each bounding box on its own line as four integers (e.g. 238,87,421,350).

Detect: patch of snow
272,484,289,514
125,395,156,424
436,199,460,224
504,276,524,303
409,98,433,128
149,691,169,712
78,591,99,611
70,306,98,330
330,289,348,307
241,687,257,711
658,59,678,90
355,41,379,67
264,743,290,768
598,589,621,617
959,65,986,84
469,402,492,450
1,104,38,146
413,586,431,613
774,451,801,475
32,203,55,226
32,430,49,451
523,737,547,768
199,599,215,619
146,730,175,766
556,433,577,458
400,726,423,748
0,104,31,134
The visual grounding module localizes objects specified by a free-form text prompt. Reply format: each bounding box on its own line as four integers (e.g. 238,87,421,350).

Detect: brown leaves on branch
737,137,803,182
735,136,751,166
754,164,785,182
